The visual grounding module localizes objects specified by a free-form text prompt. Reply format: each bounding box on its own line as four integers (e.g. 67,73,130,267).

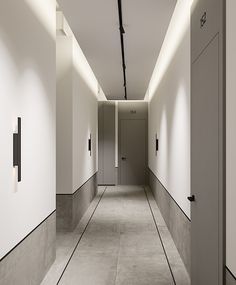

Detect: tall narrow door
119,119,146,185
191,35,223,284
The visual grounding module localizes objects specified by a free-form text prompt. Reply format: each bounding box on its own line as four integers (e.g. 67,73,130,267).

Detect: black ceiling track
117,0,127,100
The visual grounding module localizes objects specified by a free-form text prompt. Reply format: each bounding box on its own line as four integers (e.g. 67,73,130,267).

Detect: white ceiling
57,0,176,100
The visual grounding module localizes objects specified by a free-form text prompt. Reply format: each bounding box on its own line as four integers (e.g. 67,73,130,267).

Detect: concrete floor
42,186,190,285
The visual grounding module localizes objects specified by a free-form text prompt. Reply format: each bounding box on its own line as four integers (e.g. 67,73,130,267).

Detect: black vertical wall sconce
155,133,159,156
13,117,21,182
88,134,91,156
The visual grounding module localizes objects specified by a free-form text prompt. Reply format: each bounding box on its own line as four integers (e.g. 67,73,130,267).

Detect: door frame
118,119,148,185
190,0,226,283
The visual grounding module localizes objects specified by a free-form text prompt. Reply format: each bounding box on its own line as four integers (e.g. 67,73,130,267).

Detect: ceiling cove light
144,0,192,101
24,0,55,38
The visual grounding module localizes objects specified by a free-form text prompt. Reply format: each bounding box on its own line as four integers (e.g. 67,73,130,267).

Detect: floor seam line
56,186,107,285
143,186,177,285
114,225,121,285
114,192,123,285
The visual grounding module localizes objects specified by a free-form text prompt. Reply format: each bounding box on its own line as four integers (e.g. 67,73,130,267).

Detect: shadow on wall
0,0,55,102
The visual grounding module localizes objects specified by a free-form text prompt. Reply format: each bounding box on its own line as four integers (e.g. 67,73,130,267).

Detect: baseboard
0,212,56,285
148,168,191,275
56,173,98,231
98,184,115,186
226,267,236,285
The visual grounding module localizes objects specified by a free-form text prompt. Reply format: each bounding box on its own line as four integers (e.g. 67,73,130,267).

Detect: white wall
0,0,56,259
72,38,98,191
56,36,73,195
226,0,236,277
98,85,107,101
57,14,102,194
146,0,191,218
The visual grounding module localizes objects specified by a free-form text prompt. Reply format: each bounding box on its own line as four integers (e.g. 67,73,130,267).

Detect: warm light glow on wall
24,0,56,38
98,84,107,101
147,0,191,218
57,12,104,99
145,0,192,101
72,38,99,98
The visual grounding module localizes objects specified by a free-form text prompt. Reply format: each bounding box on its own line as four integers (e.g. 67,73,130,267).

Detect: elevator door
191,35,222,285
119,119,146,185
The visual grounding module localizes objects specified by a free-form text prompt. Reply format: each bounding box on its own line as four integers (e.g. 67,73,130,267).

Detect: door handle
121,157,126,161
187,195,195,202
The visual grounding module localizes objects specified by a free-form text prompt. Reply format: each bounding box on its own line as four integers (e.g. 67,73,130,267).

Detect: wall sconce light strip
13,117,21,182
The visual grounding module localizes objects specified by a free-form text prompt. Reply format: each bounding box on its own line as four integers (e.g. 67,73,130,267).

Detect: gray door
119,119,146,185
191,35,222,284
98,102,116,185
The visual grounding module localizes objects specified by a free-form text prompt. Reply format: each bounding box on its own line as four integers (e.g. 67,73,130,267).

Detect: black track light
120,26,125,34
117,0,127,100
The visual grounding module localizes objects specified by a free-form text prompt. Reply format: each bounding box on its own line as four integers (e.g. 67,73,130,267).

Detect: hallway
43,186,189,285
1,1,235,284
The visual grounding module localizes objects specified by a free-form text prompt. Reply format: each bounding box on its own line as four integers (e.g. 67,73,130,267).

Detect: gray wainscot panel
0,212,56,285
57,173,98,231
148,169,191,275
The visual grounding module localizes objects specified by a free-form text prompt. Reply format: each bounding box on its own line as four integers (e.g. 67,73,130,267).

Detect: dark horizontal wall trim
0,210,56,262
98,184,115,186
226,266,236,281
119,118,147,121
148,168,191,222
57,172,98,196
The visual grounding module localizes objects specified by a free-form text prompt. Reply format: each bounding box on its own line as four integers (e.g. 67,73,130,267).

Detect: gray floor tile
119,232,164,257
119,220,156,234
115,255,174,285
42,185,190,285
76,232,120,257
59,255,117,285
144,187,190,285
41,187,106,285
